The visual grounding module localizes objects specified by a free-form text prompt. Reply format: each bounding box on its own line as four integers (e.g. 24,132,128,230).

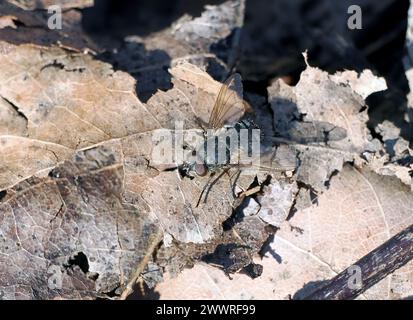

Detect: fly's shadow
269,97,348,145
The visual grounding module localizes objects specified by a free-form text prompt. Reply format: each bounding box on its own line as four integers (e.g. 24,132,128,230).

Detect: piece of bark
302,224,413,300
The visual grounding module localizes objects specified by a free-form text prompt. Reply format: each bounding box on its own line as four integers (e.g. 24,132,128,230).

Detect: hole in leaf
0,191,6,201
66,252,89,274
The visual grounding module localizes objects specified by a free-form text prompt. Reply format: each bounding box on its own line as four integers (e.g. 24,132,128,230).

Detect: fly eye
194,164,208,177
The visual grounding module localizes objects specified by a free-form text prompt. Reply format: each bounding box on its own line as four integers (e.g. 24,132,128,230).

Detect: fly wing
238,144,298,174
208,74,247,129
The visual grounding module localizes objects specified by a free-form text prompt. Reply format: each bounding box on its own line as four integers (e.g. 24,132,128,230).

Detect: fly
178,73,347,207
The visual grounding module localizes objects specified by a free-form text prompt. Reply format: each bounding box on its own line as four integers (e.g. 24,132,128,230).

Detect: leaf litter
0,0,412,300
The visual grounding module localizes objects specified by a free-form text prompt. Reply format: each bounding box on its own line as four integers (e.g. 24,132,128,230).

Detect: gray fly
178,73,347,206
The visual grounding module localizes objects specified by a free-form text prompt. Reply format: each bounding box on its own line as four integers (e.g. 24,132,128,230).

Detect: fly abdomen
196,121,261,168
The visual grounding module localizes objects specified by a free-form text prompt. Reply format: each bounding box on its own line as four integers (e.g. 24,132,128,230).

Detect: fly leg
196,168,231,207
195,173,216,208
203,168,232,205
228,169,241,198
227,169,247,209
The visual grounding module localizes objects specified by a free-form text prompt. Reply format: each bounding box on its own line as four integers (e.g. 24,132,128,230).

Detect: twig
302,224,413,300
120,231,164,300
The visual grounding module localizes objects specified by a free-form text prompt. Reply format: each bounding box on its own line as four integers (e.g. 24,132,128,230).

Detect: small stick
302,224,413,300
120,231,164,300
239,186,261,197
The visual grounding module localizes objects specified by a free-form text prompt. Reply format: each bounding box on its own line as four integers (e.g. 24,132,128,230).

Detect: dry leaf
1,0,411,301
0,143,161,299
0,42,253,298
268,65,386,191
155,165,413,300
101,0,245,101
255,181,298,227
0,15,18,29
330,69,387,100
372,121,413,189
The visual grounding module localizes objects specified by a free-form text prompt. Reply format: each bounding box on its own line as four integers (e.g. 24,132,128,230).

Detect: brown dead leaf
371,120,413,189
0,42,252,298
0,15,18,29
255,181,298,227
1,2,407,300
0,44,225,191
102,0,245,101
330,69,387,100
0,143,161,299
269,65,386,191
0,97,27,135
154,165,413,300
0,1,258,297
